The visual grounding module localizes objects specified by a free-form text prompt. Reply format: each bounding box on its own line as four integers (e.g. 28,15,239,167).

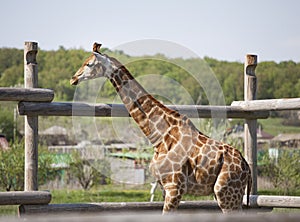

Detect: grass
258,118,300,136
51,184,213,203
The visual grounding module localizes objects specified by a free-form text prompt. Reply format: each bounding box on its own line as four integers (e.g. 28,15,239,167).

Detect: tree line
0,47,300,105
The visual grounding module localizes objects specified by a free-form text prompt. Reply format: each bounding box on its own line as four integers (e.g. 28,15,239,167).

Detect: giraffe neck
108,57,177,146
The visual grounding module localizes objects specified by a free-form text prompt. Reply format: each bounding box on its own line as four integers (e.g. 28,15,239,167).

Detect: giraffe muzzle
70,76,79,85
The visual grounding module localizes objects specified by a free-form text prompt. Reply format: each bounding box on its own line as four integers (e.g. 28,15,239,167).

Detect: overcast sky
1,0,300,62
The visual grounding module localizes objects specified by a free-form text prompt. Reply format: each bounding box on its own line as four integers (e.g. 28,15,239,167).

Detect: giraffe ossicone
70,43,252,214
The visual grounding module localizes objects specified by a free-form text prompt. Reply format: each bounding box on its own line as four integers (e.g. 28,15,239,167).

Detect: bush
260,149,300,195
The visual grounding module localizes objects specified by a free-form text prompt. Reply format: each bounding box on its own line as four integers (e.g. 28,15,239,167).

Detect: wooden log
19,200,273,216
18,102,270,119
0,191,51,205
0,87,54,102
15,213,300,222
24,41,39,191
244,195,300,208
244,54,258,195
19,201,220,215
231,98,300,111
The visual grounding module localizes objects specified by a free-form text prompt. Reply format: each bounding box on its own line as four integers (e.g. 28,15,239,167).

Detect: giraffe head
70,43,114,85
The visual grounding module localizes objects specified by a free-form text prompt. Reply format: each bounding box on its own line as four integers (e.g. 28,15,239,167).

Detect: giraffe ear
93,42,102,54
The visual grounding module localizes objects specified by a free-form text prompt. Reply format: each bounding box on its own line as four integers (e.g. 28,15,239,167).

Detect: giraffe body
71,43,252,214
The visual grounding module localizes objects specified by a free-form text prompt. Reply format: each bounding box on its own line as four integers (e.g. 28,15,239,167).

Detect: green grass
51,184,213,203
258,118,300,136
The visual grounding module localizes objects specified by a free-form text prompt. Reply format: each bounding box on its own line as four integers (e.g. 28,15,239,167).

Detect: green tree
0,104,15,142
0,140,57,191
69,151,110,190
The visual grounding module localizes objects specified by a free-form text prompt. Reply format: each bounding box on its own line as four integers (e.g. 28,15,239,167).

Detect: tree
0,140,57,191
69,151,110,190
0,140,24,191
0,104,15,142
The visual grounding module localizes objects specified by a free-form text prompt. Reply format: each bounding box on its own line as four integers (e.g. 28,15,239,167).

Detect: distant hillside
0,47,300,104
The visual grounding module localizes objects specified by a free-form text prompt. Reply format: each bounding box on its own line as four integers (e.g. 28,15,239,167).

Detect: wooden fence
0,41,300,216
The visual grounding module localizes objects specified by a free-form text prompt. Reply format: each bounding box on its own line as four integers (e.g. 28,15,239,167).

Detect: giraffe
70,43,252,214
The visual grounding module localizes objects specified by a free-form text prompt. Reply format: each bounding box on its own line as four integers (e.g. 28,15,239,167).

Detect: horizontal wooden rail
16,212,300,222
19,201,219,215
19,200,273,216
0,87,54,102
0,191,51,205
18,102,269,119
231,98,300,111
244,195,300,208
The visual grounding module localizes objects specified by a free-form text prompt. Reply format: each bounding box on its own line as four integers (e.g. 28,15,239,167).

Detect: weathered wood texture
14,213,300,222
19,201,220,215
244,195,300,208
19,200,273,216
0,88,54,102
0,191,51,205
244,54,258,195
24,41,39,191
18,102,270,119
231,98,300,111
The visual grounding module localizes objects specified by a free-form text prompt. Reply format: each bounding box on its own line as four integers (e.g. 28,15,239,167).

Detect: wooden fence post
24,42,38,191
244,54,258,195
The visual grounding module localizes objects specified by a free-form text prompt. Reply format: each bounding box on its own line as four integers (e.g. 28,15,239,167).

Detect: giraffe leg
214,183,243,213
162,184,184,214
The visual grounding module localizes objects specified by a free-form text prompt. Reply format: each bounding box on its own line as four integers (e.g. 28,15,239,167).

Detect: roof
40,126,67,135
271,133,300,142
109,152,153,160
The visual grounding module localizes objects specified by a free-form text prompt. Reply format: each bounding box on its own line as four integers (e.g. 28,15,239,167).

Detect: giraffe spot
207,150,217,159
169,127,181,141
164,133,173,149
220,172,229,182
229,164,235,172
181,135,192,147
207,175,216,184
240,172,247,181
197,133,208,143
157,118,170,132
207,139,214,146
200,155,209,167
207,166,214,175
236,181,242,188
160,159,173,173
209,159,216,166
166,115,178,125
233,157,240,165
173,163,181,171
201,145,211,154
141,99,154,113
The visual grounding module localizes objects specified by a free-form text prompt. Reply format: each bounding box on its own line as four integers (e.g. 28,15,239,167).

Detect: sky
1,0,300,62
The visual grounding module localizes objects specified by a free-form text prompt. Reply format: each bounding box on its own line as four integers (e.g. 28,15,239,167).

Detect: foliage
0,140,57,191
1,47,300,104
0,103,15,141
0,140,24,191
260,149,300,195
69,151,111,190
